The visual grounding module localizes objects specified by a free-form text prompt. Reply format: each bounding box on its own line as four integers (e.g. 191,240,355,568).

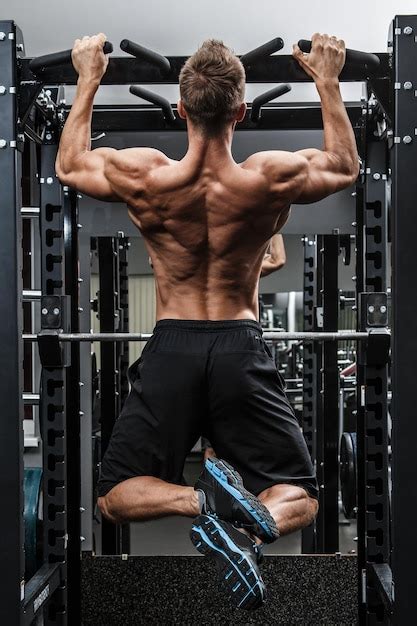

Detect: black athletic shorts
98,320,318,500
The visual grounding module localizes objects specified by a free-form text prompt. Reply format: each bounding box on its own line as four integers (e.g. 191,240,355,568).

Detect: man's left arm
261,234,286,277
55,34,120,201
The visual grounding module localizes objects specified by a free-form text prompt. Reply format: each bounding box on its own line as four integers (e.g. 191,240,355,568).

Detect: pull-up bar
22,38,388,84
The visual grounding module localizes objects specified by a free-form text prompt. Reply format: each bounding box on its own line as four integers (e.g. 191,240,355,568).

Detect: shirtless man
56,33,358,610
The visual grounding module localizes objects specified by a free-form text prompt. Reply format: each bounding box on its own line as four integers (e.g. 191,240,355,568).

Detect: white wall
5,0,417,104
8,0,415,56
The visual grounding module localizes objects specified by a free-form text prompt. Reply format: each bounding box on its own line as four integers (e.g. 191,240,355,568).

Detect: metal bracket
359,292,388,328
41,295,69,330
39,295,71,367
357,294,390,366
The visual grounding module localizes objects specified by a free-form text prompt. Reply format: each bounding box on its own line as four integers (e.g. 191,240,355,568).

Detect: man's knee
306,495,319,524
98,491,123,524
281,484,319,528
292,490,319,531
97,495,114,521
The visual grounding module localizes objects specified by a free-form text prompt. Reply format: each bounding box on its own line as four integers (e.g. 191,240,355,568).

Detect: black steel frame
97,236,130,555
64,188,82,622
315,235,340,553
97,237,120,555
39,143,81,624
302,233,347,555
302,236,318,553
39,144,68,626
0,19,25,626
391,14,417,626
22,564,62,625
355,78,390,624
118,237,130,408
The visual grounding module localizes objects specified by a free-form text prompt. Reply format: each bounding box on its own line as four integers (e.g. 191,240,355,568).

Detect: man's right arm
55,35,168,203
292,33,359,203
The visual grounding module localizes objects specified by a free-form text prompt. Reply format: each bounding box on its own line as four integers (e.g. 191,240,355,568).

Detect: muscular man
56,33,358,610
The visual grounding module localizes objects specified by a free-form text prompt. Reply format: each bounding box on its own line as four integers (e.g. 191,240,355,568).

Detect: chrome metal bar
23,393,40,405
23,331,371,342
21,207,40,217
265,332,369,341
22,289,42,301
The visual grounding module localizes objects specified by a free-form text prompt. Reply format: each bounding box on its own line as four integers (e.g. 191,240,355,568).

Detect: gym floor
127,457,357,556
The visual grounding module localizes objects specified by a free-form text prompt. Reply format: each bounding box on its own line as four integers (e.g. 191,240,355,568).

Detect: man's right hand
72,33,109,86
292,33,346,86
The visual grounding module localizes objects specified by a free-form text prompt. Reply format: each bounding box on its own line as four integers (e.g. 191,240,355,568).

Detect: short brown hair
179,39,246,135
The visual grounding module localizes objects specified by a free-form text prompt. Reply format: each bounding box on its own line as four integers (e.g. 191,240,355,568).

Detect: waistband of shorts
154,319,262,333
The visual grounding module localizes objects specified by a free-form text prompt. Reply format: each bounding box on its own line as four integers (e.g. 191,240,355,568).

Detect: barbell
23,330,375,343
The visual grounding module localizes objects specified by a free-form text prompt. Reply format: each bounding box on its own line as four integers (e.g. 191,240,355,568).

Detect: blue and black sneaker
190,514,266,611
195,457,279,544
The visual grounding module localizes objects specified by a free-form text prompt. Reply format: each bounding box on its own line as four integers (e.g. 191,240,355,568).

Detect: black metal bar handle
29,42,113,74
251,84,292,123
240,38,284,67
121,39,171,75
129,85,176,124
297,39,380,72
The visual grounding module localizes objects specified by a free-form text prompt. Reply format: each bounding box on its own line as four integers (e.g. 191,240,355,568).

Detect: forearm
316,80,358,172
261,235,286,276
261,259,276,277
269,234,285,265
261,259,285,277
56,79,98,175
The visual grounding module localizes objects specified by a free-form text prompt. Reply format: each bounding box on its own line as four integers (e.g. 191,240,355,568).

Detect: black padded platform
82,554,357,625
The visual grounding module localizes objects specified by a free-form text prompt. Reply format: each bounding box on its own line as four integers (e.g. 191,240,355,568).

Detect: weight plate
340,432,357,519
24,467,43,580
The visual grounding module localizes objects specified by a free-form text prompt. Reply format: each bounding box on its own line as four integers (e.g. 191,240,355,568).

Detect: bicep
294,148,356,204
56,147,120,201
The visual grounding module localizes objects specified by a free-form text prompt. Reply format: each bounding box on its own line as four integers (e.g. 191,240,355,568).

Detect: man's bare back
56,33,359,322
105,146,304,320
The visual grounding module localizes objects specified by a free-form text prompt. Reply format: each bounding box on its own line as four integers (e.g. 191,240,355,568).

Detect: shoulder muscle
105,148,172,200
242,150,308,199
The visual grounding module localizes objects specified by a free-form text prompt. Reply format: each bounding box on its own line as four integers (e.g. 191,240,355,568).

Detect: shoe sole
190,514,266,610
205,458,279,544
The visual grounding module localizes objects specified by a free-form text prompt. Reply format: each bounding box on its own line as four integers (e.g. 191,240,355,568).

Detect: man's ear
236,102,247,123
177,99,187,120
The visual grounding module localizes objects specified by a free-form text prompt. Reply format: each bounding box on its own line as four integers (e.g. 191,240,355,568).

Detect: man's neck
185,123,235,165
